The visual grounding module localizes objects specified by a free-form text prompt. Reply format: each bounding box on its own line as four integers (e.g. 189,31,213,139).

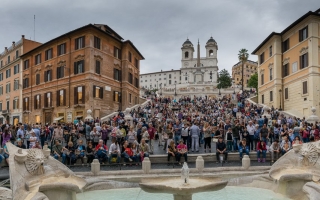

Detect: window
44,92,52,107
169,80,171,84
269,68,273,80
299,26,308,42
113,91,120,102
128,52,132,62
95,60,100,74
35,54,41,65
57,66,64,79
34,94,41,109
282,64,289,77
14,80,19,90
114,47,121,59
13,99,18,110
185,52,189,58
282,39,289,52
23,78,29,88
57,43,66,56
209,50,214,56
128,73,133,84
74,60,84,74
75,36,85,50
23,97,29,111
15,50,19,59
270,91,273,102
129,93,132,103
7,56,10,64
6,83,10,93
6,69,11,78
56,89,66,106
269,46,272,57
45,48,53,60
44,70,52,82
14,64,19,74
6,101,9,111
169,74,171,78
135,58,139,68
300,53,308,69
24,59,29,70
0,102,2,111
0,86,2,95
285,88,288,100
94,36,101,49
114,69,121,81
303,81,308,94
260,52,265,64
0,60,2,67
135,78,139,88
261,74,264,85
36,74,40,85
93,85,103,99
74,86,85,104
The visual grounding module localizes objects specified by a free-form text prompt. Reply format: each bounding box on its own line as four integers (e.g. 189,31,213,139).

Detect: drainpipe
68,36,71,109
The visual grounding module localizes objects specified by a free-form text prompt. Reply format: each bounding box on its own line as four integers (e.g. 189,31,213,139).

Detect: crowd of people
0,90,319,167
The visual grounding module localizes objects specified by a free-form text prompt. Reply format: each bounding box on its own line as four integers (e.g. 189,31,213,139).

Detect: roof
140,69,181,76
182,39,193,46
21,24,144,59
232,60,258,68
251,9,320,55
206,36,216,44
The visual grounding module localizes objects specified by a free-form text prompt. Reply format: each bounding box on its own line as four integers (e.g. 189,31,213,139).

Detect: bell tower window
209,50,213,57
185,52,189,59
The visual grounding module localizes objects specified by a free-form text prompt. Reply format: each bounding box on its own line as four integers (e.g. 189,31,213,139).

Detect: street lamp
159,83,162,96
218,82,221,96
279,89,282,111
233,80,235,94
174,81,177,97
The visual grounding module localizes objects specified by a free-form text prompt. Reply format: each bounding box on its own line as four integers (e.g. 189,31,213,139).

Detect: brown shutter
93,85,96,98
39,95,41,109
82,60,85,72
74,62,78,74
63,89,66,106
34,96,36,109
57,45,60,56
82,36,85,48
44,71,47,82
82,86,85,104
23,98,25,111
56,90,59,106
50,92,52,107
57,67,60,79
100,87,103,99
75,38,78,50
50,70,52,81
44,93,47,108
74,87,78,104
17,98,19,109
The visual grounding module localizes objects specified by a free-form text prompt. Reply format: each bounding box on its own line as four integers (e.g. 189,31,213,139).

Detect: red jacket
257,142,267,151
95,144,108,151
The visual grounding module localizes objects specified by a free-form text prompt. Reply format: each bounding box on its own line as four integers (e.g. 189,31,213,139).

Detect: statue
181,162,189,184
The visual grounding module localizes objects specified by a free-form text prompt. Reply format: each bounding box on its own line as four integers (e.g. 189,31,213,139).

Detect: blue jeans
302,138,309,143
233,138,239,151
0,155,3,163
121,152,130,162
174,135,181,145
257,150,266,158
53,153,60,160
261,137,267,143
239,149,249,158
226,141,232,151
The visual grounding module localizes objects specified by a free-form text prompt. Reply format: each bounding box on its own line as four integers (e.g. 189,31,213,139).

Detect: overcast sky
0,0,319,74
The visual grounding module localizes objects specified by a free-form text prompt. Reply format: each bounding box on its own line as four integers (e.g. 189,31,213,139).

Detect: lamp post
218,82,221,96
279,89,282,111
233,80,235,94
159,83,162,96
174,81,177,97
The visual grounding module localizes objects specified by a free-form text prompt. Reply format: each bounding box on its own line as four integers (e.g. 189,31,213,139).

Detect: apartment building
232,60,258,87
252,9,320,117
0,36,41,124
21,24,144,124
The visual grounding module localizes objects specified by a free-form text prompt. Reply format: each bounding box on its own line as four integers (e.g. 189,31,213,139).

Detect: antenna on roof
34,15,36,41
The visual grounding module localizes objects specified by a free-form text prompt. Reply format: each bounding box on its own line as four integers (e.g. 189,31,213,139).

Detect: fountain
139,162,228,200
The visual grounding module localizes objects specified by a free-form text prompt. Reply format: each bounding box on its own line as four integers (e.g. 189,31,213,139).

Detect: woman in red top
256,140,267,163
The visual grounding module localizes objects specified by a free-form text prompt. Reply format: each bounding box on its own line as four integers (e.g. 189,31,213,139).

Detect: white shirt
247,124,256,136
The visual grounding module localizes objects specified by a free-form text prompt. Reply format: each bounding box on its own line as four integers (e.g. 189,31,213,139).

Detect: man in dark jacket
216,137,228,163
232,123,241,151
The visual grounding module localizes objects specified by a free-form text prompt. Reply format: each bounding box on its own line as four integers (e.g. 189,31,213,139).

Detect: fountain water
139,162,228,200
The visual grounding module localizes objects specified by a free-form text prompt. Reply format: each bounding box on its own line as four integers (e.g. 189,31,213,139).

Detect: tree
217,69,232,89
238,48,249,90
247,73,258,90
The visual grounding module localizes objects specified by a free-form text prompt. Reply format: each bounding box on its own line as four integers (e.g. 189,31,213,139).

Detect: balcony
1,110,9,115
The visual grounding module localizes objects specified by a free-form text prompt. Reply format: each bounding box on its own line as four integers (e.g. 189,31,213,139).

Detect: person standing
203,122,212,153
190,122,200,152
246,121,255,151
173,120,183,145
147,123,156,154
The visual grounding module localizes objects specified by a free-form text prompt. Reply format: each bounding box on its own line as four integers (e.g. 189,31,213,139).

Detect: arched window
185,52,189,59
209,50,214,56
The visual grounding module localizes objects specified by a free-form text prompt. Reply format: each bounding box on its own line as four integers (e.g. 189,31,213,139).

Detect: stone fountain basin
139,177,228,195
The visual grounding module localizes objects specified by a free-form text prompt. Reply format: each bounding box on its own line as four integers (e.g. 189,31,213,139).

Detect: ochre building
0,36,41,124
252,9,320,117
232,60,257,88
21,24,144,124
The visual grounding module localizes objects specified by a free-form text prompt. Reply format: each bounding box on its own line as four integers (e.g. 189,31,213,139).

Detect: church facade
140,37,219,91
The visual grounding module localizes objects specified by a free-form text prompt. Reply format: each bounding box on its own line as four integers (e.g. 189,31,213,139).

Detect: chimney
22,35,25,39
12,41,15,47
5,47,8,52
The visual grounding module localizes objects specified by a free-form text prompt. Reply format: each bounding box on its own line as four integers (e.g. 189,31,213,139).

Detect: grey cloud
0,0,319,74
